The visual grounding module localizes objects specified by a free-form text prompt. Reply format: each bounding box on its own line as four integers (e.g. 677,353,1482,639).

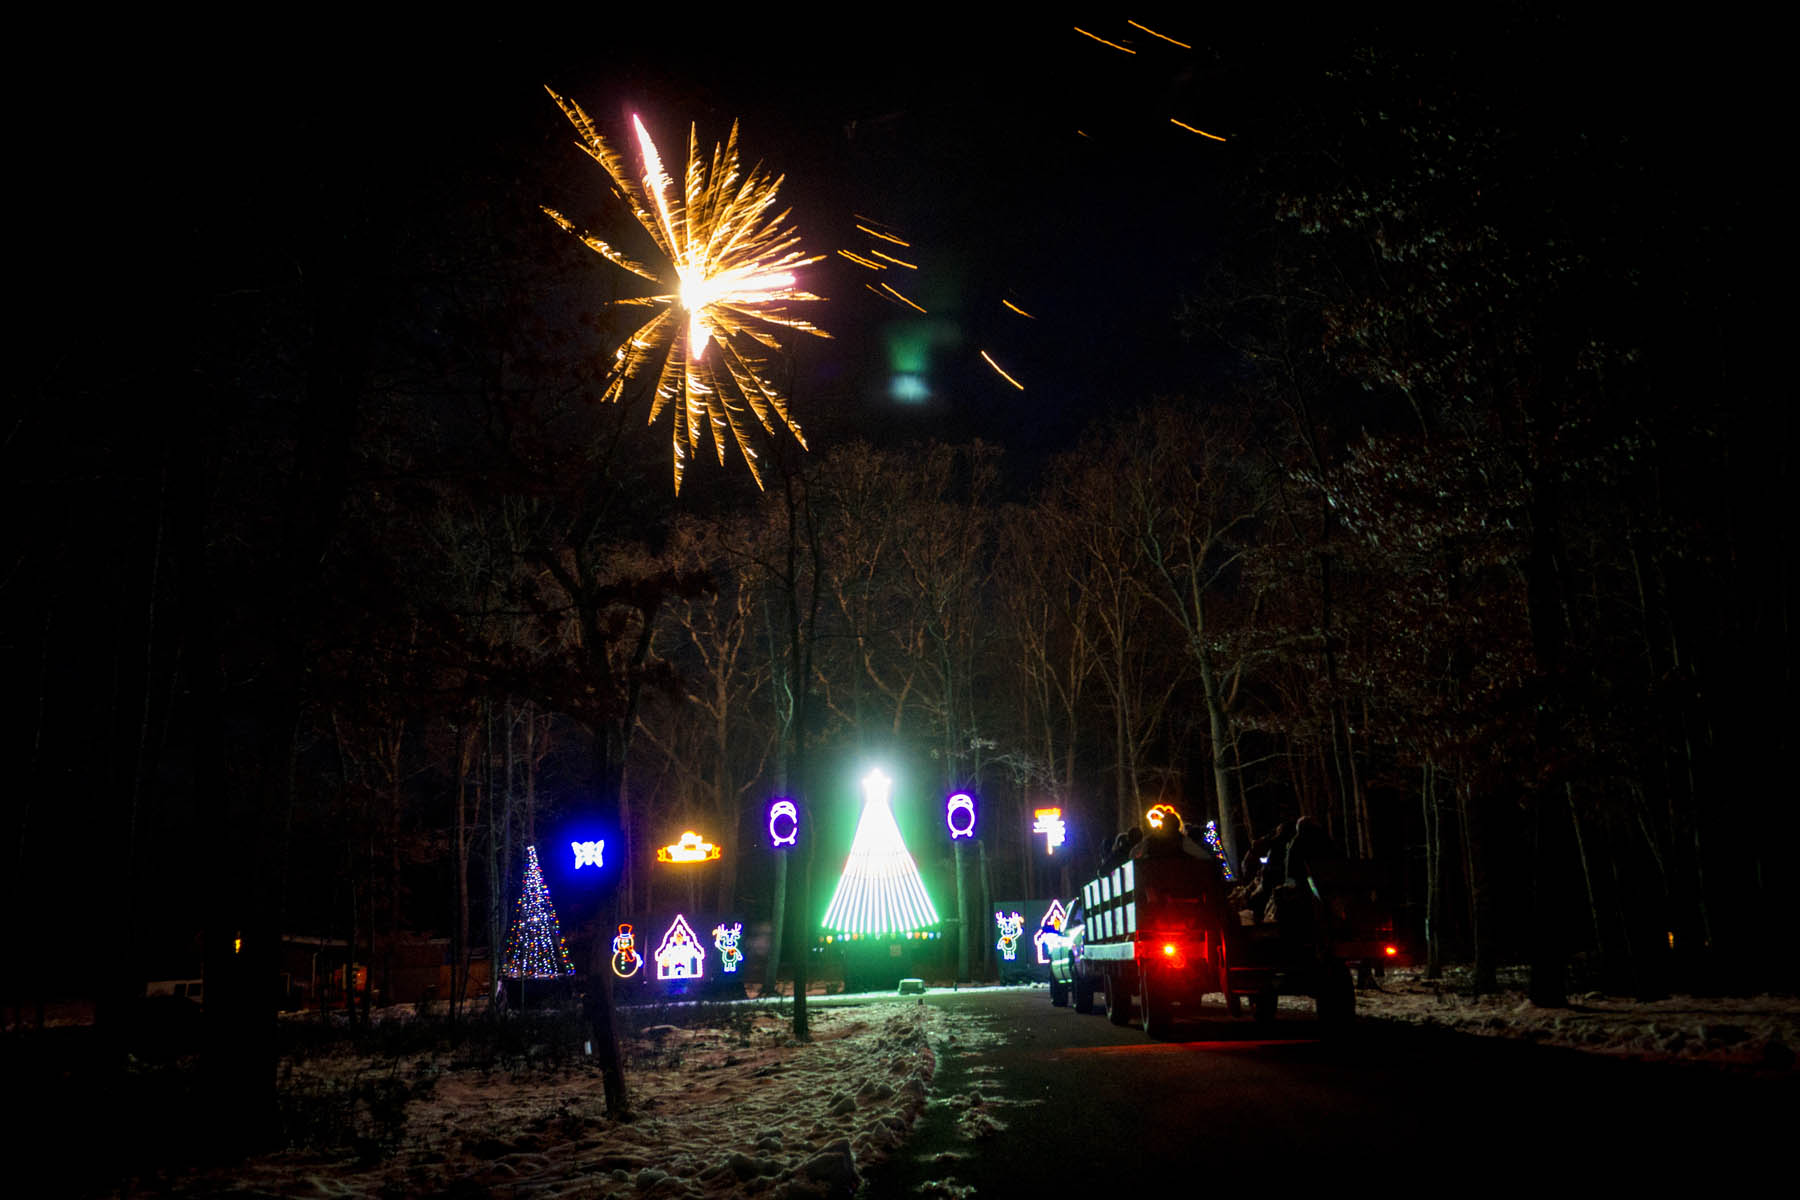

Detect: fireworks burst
543,88,829,492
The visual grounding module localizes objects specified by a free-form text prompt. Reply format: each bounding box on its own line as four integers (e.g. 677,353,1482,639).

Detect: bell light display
820,768,941,937
946,793,977,839
768,799,799,848
1032,808,1067,854
655,914,706,979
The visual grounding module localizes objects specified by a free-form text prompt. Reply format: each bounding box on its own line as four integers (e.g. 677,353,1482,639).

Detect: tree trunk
1460,782,1497,993
765,851,788,998
955,839,972,982
1423,759,1442,979
585,889,631,1117
1196,650,1241,873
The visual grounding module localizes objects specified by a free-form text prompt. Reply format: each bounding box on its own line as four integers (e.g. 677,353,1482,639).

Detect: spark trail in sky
544,88,829,492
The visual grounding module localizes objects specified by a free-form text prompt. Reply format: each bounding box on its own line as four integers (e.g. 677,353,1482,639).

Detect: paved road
863,986,1792,1193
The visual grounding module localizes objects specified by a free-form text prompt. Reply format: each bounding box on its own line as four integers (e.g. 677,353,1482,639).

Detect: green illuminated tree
820,768,940,937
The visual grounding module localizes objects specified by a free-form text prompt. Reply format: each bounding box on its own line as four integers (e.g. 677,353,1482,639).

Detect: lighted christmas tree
821,769,940,936
501,845,576,979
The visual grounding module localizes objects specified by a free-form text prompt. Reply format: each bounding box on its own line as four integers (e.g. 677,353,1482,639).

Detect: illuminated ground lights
500,846,575,980
820,769,940,937
543,90,829,493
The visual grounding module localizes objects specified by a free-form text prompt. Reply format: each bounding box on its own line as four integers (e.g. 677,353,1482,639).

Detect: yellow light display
543,89,829,493
657,831,723,864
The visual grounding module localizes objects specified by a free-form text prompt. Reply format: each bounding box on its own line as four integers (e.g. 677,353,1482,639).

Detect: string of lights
500,845,576,980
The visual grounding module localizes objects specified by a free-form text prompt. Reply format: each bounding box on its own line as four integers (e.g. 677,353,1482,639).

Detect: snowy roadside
145,998,954,1198
1346,967,1798,1074
112,973,1798,1195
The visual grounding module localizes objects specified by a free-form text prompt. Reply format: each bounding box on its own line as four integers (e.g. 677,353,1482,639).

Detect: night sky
35,16,1751,481
36,18,1264,477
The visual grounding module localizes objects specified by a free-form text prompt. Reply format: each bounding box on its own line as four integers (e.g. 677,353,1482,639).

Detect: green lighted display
820,768,941,936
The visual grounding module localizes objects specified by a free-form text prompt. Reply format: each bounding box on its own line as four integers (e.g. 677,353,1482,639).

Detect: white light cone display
820,769,940,936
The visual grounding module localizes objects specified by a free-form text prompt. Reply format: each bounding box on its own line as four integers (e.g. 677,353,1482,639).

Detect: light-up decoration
1034,899,1069,965
1203,819,1236,881
611,924,642,978
995,911,1024,961
713,922,744,973
501,845,576,980
768,799,799,848
571,839,605,869
658,831,722,864
820,768,942,937
946,793,977,840
1146,803,1182,831
655,914,706,979
1032,808,1067,854
543,91,829,494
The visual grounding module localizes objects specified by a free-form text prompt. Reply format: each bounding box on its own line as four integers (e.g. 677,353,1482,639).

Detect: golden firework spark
980,350,1025,390
543,87,829,492
1127,20,1190,49
879,282,928,313
1171,117,1227,142
1073,26,1135,54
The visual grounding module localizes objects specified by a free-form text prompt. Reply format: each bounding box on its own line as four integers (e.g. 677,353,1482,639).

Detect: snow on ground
1342,967,1798,1073
112,973,1796,1195
146,996,964,1198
